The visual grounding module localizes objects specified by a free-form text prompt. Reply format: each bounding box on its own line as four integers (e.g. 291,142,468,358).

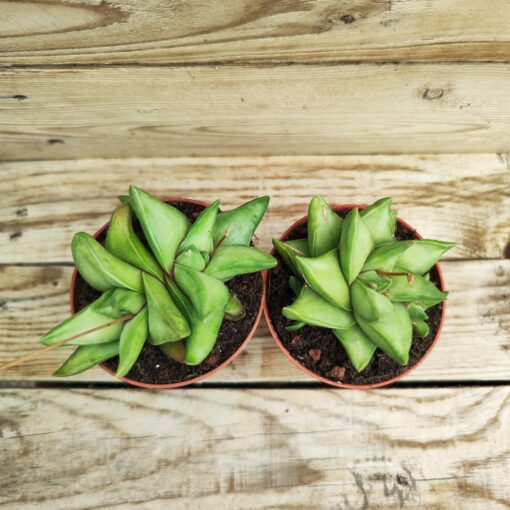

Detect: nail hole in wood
47,139,65,145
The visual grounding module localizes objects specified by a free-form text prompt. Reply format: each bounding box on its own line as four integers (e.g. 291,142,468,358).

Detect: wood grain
2,0,510,65
1,155,509,264
0,260,508,383
1,386,509,509
1,65,510,159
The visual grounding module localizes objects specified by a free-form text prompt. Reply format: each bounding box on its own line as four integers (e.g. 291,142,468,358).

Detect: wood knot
423,88,444,100
47,139,65,145
340,14,355,24
503,241,510,260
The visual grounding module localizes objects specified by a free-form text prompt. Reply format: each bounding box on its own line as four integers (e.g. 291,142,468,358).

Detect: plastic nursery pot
263,204,446,389
70,197,265,389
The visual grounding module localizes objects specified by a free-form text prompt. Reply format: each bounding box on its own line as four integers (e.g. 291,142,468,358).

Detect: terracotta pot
70,197,264,389
263,204,446,389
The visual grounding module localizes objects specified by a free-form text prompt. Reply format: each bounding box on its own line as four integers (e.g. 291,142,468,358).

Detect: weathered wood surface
1,66,510,159
1,387,509,509
2,0,510,65
1,259,508,383
2,155,509,264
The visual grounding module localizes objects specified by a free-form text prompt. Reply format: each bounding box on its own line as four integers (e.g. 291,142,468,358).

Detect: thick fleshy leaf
212,196,269,246
394,239,455,275
179,199,220,254
360,197,394,245
356,303,412,365
204,245,276,281
116,307,148,377
72,232,143,292
333,325,377,373
389,210,398,234
283,287,354,329
129,185,190,272
272,238,309,276
363,241,410,272
105,203,164,280
95,288,146,318
41,291,124,346
286,321,305,331
224,292,245,321
413,320,430,338
386,274,448,304
175,246,206,271
357,271,392,292
295,250,350,310
340,208,374,285
351,279,394,321
159,340,186,363
289,275,303,296
118,195,130,204
143,273,190,345
175,264,229,319
407,303,428,321
53,341,120,377
307,196,343,257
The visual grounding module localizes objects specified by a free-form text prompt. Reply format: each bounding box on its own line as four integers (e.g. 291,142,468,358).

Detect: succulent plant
42,186,277,377
273,196,454,373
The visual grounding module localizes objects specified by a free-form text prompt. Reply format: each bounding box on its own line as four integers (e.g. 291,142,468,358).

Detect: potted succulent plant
39,186,277,388
265,196,454,388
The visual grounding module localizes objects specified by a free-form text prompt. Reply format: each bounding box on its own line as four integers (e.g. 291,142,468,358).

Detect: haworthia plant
43,187,276,377
273,196,453,373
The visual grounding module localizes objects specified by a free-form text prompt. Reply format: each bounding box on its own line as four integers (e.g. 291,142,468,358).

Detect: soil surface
266,207,443,387
73,200,263,385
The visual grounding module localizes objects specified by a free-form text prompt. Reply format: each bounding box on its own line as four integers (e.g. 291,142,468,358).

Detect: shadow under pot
70,198,264,389
264,204,446,389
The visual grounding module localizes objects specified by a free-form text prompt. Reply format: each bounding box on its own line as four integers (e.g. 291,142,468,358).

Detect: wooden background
1,1,509,508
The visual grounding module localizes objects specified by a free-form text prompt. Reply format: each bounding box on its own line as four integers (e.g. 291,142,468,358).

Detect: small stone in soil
291,336,305,349
308,349,322,363
330,366,346,380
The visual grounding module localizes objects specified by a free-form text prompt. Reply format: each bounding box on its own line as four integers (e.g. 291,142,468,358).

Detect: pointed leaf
340,208,374,285
179,199,220,254
212,196,269,246
53,341,120,377
116,307,148,377
389,210,398,234
204,245,277,281
72,232,143,292
386,274,448,303
357,271,391,292
289,275,303,296
360,197,394,245
105,203,163,280
351,279,394,321
407,303,428,321
175,264,229,319
363,241,411,272
333,325,377,373
272,238,309,276
143,272,190,345
224,292,245,321
395,240,455,275
308,195,343,257
286,321,305,331
356,303,412,365
413,319,430,337
283,287,354,329
295,250,350,310
95,288,146,318
175,246,206,271
129,185,190,272
159,340,186,363
118,195,130,204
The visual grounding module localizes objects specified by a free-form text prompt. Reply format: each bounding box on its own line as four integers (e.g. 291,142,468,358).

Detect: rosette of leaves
41,186,276,377
273,196,454,373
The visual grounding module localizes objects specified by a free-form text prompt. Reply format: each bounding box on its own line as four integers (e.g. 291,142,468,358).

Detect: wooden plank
1,155,509,264
2,0,510,65
1,387,509,509
1,259,508,383
1,65,510,159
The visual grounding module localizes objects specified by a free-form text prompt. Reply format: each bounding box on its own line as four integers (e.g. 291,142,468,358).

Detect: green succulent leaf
175,264,229,319
289,276,303,296
272,238,309,276
118,195,130,204
143,272,190,345
179,199,220,254
389,210,398,234
386,274,448,304
356,303,412,366
286,321,306,331
53,341,120,377
41,291,125,346
351,279,394,321
360,197,395,245
72,232,143,292
413,319,430,338
407,303,428,321
340,208,374,285
129,185,190,273
224,292,246,321
212,196,269,247
159,340,186,363
295,250,350,310
283,286,354,330
362,241,410,272
95,288,146,318
105,203,164,280
204,245,277,281
307,196,343,257
333,325,377,373
394,240,455,275
357,271,392,293
116,307,148,377
175,246,206,271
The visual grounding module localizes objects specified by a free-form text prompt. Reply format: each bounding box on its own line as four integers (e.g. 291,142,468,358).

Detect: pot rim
262,203,446,389
69,196,264,389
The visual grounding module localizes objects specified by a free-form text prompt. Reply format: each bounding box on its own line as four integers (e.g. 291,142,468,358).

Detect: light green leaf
179,199,220,254
357,271,392,293
360,197,395,245
386,274,448,304
363,241,410,272
351,279,394,321
175,246,206,271
333,325,377,373
224,292,245,321
289,276,303,296
159,340,186,363
307,196,343,257
116,307,148,377
286,321,305,331
407,303,428,322
413,319,430,338
95,288,146,318
394,239,455,275
272,238,309,276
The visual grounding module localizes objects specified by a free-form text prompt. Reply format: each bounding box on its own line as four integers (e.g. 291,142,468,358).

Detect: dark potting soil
266,208,443,387
74,201,263,385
